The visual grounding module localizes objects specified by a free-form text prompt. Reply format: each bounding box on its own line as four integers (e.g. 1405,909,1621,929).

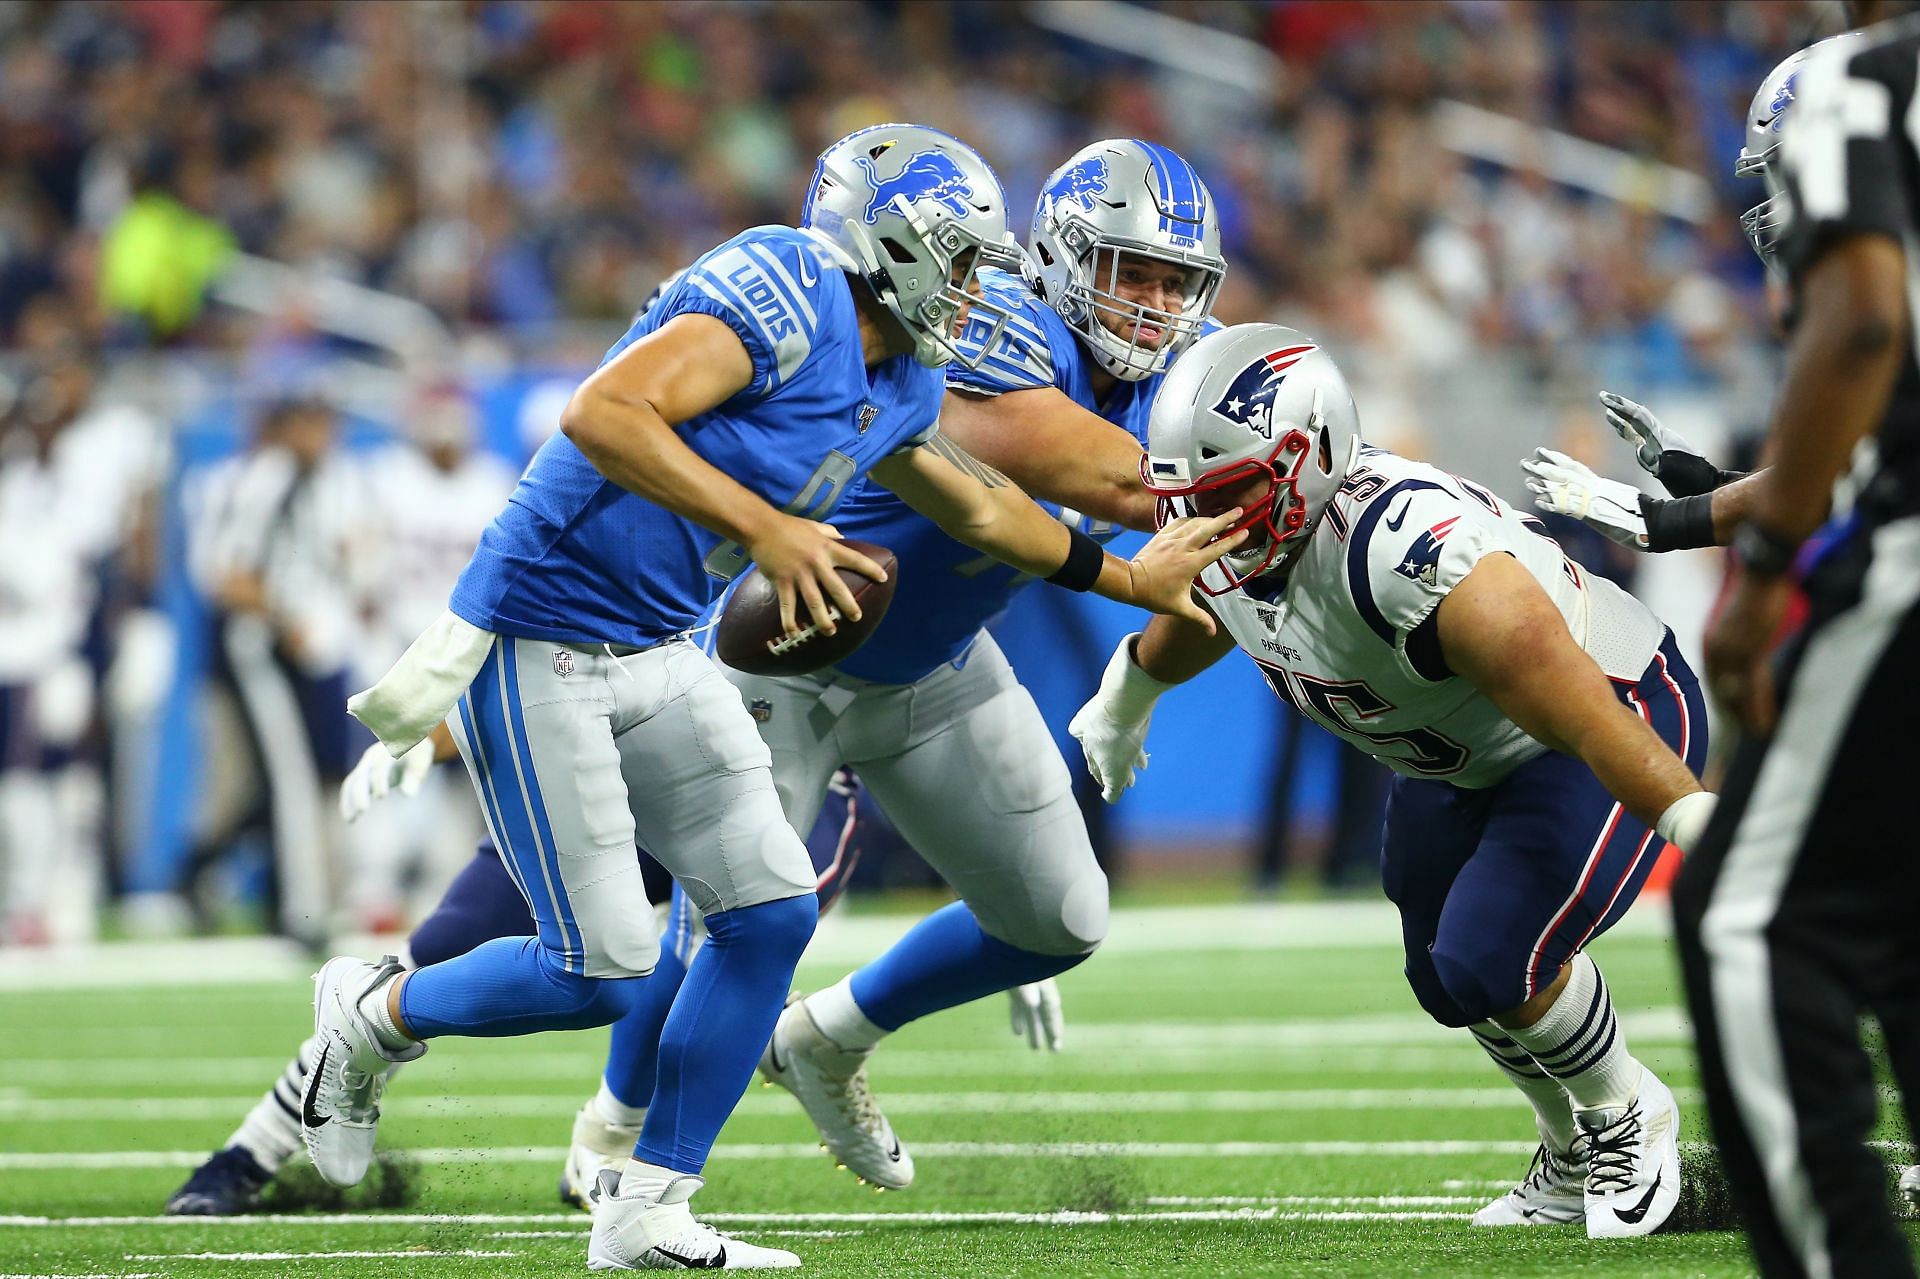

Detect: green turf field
1,902,1913,1277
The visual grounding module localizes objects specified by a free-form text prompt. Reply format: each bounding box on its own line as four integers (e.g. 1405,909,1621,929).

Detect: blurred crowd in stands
0,1,1827,381
0,1,1831,943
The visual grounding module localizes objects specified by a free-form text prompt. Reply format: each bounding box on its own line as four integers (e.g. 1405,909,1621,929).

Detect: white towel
347,610,494,754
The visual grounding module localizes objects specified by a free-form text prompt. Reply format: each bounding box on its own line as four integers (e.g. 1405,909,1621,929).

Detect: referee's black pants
1674,517,1920,1279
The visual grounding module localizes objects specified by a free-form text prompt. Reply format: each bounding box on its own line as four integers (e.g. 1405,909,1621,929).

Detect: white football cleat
1471,1141,1587,1226
1901,1164,1920,1213
757,998,912,1190
561,1101,643,1210
301,955,424,1187
588,1169,800,1270
1579,1066,1681,1238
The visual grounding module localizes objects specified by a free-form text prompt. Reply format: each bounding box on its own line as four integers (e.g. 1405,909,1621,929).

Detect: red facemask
1141,429,1315,595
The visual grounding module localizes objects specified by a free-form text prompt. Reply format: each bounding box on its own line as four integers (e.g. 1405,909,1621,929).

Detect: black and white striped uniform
1673,18,1920,1279
182,444,373,943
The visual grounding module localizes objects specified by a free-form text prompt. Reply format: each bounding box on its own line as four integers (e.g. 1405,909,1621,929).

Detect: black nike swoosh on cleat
887,1135,902,1162
1613,1172,1663,1226
302,1044,332,1129
652,1243,725,1269
767,1038,789,1076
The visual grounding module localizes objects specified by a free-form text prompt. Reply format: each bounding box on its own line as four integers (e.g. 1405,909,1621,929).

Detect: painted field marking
4,1208,1470,1231
125,1251,516,1261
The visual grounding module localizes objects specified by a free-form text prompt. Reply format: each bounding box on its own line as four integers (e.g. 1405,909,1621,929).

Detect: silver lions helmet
802,123,1026,369
1029,139,1226,381
1143,324,1361,595
1736,34,1863,266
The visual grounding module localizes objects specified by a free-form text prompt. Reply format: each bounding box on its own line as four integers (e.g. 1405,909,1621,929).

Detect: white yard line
125,1251,516,1261
0,1085,1701,1122
3,1207,1470,1231
0,901,1672,992
0,1140,1543,1172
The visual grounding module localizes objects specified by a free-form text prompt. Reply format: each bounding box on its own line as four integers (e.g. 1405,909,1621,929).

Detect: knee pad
1404,954,1474,1028
705,891,818,962
1428,936,1526,1027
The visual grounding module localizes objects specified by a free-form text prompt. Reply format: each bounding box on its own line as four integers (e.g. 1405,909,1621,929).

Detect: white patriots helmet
802,123,1026,369
1143,324,1361,595
1736,34,1864,266
1028,139,1226,381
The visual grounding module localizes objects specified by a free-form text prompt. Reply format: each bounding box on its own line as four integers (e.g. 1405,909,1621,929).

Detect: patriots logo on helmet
1208,345,1317,440
1393,516,1458,589
1046,158,1109,213
856,149,980,225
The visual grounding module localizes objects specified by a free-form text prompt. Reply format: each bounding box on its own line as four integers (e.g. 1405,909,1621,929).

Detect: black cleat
165,1147,274,1216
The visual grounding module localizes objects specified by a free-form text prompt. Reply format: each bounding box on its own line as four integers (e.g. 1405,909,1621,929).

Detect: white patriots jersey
1206,447,1664,789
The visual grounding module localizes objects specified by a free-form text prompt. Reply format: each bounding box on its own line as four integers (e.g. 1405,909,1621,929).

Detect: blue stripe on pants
460,639,580,973
501,638,584,972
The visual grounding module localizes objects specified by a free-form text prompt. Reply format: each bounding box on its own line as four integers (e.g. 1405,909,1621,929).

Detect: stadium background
0,0,1833,947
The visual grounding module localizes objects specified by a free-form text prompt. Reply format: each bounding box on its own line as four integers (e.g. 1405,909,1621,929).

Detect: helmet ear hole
1199,445,1220,460
879,237,919,266
1316,429,1333,475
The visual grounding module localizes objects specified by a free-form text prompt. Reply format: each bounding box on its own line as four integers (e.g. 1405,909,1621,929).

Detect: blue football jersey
450,226,942,649
828,267,1208,684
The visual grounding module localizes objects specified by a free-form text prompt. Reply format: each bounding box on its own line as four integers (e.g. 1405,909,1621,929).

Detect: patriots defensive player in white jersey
311,124,1235,1272
1072,325,1718,1239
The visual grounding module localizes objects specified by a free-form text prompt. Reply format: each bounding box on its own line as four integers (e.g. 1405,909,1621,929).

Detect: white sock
225,1037,319,1173
620,1157,685,1202
803,977,888,1053
357,974,413,1052
594,1080,648,1129
1501,953,1642,1117
1469,1021,1582,1158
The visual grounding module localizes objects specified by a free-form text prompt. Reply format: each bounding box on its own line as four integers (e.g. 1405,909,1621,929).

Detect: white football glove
1598,391,1695,478
1008,979,1064,1051
1521,448,1648,550
1069,634,1173,803
339,738,436,822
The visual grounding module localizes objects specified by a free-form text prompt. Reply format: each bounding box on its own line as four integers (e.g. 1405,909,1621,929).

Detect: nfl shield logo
749,698,774,723
1255,604,1279,634
552,649,574,677
857,403,879,433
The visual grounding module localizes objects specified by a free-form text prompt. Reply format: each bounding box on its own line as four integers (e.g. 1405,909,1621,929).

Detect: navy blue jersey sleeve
1778,38,1916,279
945,268,1061,397
673,230,840,401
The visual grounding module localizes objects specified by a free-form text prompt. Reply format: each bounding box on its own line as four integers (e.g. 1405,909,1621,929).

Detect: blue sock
602,936,687,1110
398,936,641,1038
634,893,817,1173
849,901,1090,1031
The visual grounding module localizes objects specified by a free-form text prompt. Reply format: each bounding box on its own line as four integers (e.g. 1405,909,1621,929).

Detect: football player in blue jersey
305,124,1238,1272
557,139,1230,1195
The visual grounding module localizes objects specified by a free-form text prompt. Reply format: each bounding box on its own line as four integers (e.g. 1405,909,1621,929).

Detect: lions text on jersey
450,226,942,650
825,267,1213,684
1208,447,1668,787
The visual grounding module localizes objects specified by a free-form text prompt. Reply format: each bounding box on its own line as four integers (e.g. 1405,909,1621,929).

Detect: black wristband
1732,522,1802,577
1045,527,1106,592
1641,492,1718,552
1655,450,1746,499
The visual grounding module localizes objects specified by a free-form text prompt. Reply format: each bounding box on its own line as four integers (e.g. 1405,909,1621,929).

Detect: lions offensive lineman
312,124,1234,1272
1072,324,1715,1239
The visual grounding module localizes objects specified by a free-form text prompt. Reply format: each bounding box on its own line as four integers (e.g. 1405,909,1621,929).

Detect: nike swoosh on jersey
1613,1172,1663,1225
795,253,819,288
651,1243,726,1269
302,1044,332,1128
1384,494,1414,531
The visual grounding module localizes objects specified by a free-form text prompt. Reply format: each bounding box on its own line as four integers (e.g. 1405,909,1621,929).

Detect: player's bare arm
561,311,887,638
867,433,1241,628
1436,552,1701,829
1133,605,1236,683
938,387,1157,531
1707,231,1908,730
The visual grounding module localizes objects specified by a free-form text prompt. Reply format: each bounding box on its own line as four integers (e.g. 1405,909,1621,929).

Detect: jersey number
1255,662,1470,777
704,450,859,581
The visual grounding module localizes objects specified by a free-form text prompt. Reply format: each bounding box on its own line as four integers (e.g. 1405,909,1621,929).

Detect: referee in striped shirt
1674,4,1920,1276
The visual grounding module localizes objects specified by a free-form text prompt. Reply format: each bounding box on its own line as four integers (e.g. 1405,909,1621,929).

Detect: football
715,540,898,676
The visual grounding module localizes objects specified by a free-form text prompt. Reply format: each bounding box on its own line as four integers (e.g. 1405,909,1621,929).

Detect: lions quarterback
1071,324,1716,1239
309,122,1235,1273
